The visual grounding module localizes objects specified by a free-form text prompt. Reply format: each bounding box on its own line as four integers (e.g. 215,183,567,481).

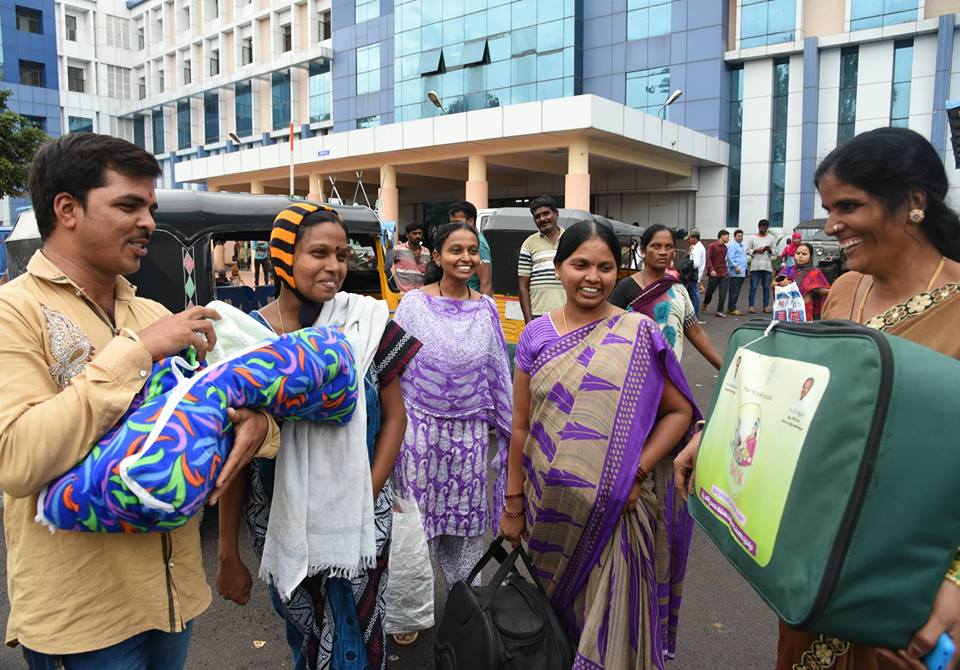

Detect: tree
0,89,49,199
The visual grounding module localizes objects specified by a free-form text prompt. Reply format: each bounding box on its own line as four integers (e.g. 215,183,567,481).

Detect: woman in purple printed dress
390,223,513,643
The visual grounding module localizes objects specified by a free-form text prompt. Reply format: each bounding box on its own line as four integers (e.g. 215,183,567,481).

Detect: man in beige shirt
0,133,275,668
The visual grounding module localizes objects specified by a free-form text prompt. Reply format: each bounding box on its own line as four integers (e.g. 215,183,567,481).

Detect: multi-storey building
0,0,61,223
2,0,959,237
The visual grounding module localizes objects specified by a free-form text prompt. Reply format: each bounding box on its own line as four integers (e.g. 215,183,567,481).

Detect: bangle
636,465,648,481
505,491,524,500
945,551,960,590
502,509,524,519
694,420,706,432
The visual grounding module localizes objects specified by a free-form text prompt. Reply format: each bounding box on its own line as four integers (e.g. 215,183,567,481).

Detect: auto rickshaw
481,207,641,346
5,190,398,314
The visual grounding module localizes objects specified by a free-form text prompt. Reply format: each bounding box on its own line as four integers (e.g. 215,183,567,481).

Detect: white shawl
260,292,389,600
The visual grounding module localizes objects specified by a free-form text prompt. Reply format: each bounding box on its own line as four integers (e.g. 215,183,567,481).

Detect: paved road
0,292,779,669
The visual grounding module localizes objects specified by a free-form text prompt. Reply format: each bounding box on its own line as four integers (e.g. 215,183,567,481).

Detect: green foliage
0,89,49,199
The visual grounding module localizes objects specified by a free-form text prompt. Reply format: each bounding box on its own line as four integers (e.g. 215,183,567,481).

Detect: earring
908,208,925,225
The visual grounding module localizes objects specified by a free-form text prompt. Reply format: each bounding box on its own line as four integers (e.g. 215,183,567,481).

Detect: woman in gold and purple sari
500,220,701,669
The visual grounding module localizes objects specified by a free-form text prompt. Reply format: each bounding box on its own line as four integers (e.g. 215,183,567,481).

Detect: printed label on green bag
696,348,830,566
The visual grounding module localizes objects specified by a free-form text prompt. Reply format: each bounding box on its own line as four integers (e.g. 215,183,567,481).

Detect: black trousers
254,258,272,285
703,276,729,313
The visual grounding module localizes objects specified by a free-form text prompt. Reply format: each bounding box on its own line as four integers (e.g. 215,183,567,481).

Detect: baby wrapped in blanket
37,304,358,533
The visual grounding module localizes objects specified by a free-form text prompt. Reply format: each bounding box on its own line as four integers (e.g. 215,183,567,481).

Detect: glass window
461,38,487,66
442,16,463,46
356,0,379,24
537,20,564,53
235,80,252,136
319,10,331,40
768,58,789,227
19,60,44,87
357,43,381,95
309,60,331,122
153,109,165,154
281,23,292,52
133,115,146,149
16,6,42,33
512,26,537,56
357,114,381,129
65,14,77,41
139,75,146,99
464,11,486,41
241,37,253,65
22,115,46,130
511,54,536,85
204,90,219,144
727,65,744,227
627,0,672,41
183,58,192,85
67,65,86,93
209,49,220,76
512,0,537,29
740,0,796,49
68,116,93,132
487,4,510,34
890,38,913,128
177,99,191,150
272,69,291,130
851,0,918,31
625,66,670,116
837,46,858,144
537,51,563,81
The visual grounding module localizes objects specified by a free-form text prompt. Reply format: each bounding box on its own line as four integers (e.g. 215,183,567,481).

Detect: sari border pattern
864,281,960,331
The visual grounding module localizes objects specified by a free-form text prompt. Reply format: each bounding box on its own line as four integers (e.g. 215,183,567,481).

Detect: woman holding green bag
676,127,960,670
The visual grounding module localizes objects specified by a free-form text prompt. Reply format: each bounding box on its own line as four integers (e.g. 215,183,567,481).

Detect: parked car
776,218,845,282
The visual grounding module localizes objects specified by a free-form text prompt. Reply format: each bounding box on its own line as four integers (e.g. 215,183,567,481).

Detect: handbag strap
476,538,554,610
466,537,511,585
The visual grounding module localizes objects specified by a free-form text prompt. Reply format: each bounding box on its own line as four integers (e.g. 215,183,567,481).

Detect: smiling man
0,133,276,669
518,195,566,323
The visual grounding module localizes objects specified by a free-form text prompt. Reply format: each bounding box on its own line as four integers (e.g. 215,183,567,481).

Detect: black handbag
434,538,575,670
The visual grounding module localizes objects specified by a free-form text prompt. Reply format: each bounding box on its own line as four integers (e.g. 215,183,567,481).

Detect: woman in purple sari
501,220,701,669
608,225,723,370
391,223,513,643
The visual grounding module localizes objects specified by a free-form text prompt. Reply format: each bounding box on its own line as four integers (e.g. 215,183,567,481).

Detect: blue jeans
748,270,772,309
684,279,702,319
23,622,192,670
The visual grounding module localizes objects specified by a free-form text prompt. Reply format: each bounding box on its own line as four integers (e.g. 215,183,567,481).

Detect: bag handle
474,537,554,610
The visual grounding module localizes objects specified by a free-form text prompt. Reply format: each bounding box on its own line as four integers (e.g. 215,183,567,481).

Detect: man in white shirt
745,219,775,314
685,229,706,320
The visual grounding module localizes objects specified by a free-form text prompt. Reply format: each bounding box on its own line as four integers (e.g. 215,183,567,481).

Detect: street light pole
427,90,445,114
657,89,684,120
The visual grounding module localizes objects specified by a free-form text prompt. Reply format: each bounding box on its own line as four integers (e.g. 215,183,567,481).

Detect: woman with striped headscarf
216,203,420,670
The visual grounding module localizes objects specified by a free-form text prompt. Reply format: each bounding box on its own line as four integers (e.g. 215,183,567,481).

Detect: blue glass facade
309,60,332,122
177,99,191,150
331,0,730,139
392,0,579,122
890,38,913,128
235,80,253,137
271,69,291,131
0,0,60,222
851,0,918,31
740,0,795,49
204,91,219,144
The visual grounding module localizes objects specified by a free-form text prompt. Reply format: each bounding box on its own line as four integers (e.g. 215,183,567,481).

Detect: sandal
392,632,419,646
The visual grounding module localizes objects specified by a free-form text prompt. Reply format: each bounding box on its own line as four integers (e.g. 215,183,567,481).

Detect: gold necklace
276,303,287,334
559,305,613,334
857,255,945,323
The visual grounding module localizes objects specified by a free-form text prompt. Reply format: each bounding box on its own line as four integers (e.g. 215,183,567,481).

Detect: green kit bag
689,319,960,648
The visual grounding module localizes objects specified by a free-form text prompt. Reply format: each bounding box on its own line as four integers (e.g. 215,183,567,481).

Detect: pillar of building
379,165,399,223
565,138,591,211
465,154,488,209
307,173,324,202
250,181,264,195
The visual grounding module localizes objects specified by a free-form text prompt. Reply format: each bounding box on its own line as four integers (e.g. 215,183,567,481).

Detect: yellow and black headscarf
269,201,341,327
